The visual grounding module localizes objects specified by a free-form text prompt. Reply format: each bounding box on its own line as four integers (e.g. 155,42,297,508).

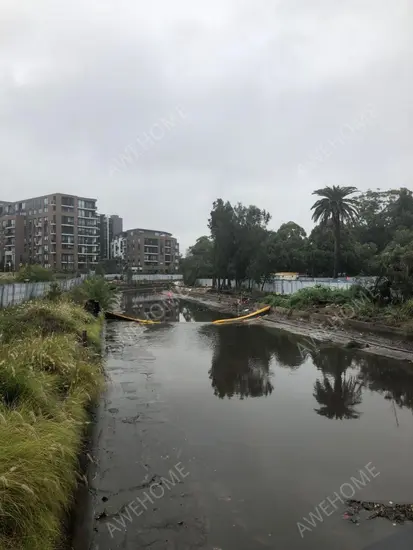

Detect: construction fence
104,274,183,282
0,276,87,308
195,278,354,295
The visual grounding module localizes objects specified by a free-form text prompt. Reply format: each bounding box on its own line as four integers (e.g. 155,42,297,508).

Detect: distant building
99,214,123,260
123,228,179,273
111,232,126,263
0,193,99,271
273,272,299,280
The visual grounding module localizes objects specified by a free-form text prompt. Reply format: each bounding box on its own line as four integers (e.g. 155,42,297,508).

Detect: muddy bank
179,291,413,363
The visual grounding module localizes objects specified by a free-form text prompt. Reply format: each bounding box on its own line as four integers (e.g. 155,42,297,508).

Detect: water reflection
119,295,413,419
355,354,413,410
313,374,363,420
268,329,307,369
122,292,180,322
207,325,275,399
200,317,413,420
310,347,363,420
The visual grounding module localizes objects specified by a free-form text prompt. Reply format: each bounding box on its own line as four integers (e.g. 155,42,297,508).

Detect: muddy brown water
74,299,413,550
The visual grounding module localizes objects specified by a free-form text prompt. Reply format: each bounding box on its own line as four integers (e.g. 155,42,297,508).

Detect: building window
62,197,75,207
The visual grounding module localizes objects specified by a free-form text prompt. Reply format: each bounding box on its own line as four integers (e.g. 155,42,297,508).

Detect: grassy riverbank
0,300,104,550
263,286,413,331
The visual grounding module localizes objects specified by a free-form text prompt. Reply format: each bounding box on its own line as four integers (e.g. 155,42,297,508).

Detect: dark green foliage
16,265,54,282
182,187,413,301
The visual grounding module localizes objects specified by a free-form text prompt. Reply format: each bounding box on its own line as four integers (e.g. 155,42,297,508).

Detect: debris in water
345,500,413,524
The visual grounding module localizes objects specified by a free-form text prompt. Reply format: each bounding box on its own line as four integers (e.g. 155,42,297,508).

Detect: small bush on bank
264,285,377,311
263,294,289,308
69,276,119,311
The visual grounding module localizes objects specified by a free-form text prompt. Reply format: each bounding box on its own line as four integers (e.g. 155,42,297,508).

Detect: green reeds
0,300,104,550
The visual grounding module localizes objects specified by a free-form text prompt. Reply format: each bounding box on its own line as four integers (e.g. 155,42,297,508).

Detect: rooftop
126,228,173,237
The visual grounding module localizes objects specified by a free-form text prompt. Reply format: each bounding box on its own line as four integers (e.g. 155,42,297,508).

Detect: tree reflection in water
207,325,275,399
354,354,413,411
264,327,308,369
311,347,362,420
205,324,313,399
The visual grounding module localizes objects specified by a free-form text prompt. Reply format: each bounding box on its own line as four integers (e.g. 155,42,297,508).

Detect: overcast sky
1,1,412,253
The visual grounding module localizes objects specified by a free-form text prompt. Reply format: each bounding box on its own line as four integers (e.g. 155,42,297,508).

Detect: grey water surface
80,300,413,550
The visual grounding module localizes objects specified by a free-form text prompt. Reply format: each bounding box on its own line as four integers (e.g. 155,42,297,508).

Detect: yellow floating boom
104,311,160,324
212,305,271,325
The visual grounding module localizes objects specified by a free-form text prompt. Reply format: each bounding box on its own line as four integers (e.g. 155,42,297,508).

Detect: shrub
71,276,120,311
15,265,54,283
45,282,63,302
263,294,289,307
402,298,413,317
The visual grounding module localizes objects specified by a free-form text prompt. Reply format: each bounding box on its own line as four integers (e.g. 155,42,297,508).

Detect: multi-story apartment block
111,231,126,263
123,228,179,273
0,193,99,272
99,214,123,260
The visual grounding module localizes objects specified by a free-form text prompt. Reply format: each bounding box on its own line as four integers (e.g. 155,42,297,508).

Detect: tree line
181,186,413,297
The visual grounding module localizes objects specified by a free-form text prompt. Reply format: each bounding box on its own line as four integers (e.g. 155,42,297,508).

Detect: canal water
85,299,413,550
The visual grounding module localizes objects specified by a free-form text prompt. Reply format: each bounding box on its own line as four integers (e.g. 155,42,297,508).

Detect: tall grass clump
0,300,94,344
0,298,104,550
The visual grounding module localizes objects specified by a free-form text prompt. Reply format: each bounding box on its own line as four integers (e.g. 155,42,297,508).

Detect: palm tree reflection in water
311,347,362,420
313,375,362,420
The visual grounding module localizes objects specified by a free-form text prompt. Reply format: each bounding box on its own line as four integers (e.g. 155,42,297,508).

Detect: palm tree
311,186,359,278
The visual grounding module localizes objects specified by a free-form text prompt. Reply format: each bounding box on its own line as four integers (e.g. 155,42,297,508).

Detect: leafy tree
377,230,413,301
208,199,270,288
246,231,278,289
231,204,270,287
181,236,214,285
183,187,413,291
271,222,308,273
208,199,236,287
311,186,359,277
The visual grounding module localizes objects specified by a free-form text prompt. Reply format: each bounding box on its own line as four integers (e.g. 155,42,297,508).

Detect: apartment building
121,228,179,273
111,231,126,263
99,214,123,260
0,193,99,272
